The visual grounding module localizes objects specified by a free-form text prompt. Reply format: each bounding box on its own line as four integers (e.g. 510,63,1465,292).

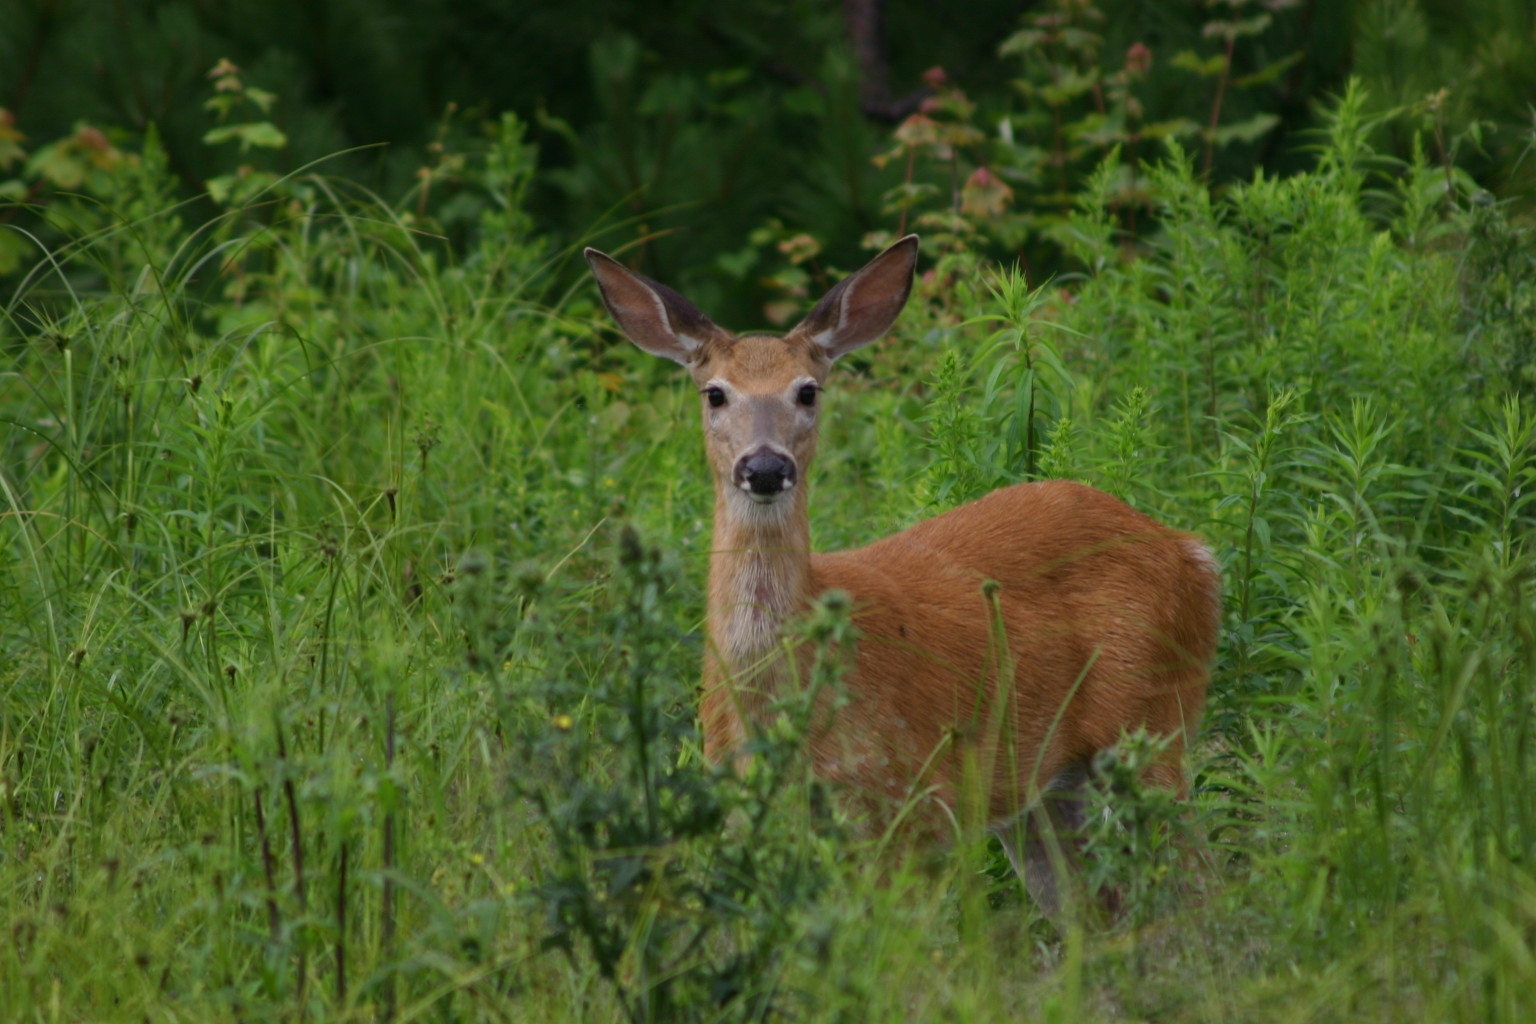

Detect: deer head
584,236,920,520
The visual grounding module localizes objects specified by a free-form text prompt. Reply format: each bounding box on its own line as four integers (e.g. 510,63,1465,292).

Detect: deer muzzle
734,448,797,501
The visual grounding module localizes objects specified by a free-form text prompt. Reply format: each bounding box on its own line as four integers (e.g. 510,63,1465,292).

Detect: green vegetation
5,20,1536,1023
7,0,1535,318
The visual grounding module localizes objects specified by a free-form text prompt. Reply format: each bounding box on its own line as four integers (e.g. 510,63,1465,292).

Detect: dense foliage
4,6,1536,1021
5,0,1535,316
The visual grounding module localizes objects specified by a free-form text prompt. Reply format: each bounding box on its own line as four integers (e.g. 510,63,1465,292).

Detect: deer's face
584,235,918,516
688,333,831,513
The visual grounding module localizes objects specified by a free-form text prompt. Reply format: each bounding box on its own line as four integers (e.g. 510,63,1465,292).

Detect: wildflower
1125,42,1152,76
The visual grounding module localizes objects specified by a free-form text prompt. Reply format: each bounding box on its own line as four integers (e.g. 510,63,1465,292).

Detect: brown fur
586,237,1221,907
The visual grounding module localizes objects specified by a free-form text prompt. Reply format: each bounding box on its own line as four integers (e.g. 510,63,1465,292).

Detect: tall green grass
3,88,1535,1021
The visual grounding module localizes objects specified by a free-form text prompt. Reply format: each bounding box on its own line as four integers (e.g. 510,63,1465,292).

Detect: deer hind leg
1143,670,1206,797
992,763,1093,922
1135,720,1218,900
1137,741,1189,795
993,745,1189,923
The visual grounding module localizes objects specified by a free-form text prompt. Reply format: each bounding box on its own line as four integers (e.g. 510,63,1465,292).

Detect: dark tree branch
842,0,929,122
8,0,62,118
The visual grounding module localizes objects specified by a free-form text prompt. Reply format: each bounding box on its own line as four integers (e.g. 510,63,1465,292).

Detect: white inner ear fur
805,300,849,353
631,284,703,356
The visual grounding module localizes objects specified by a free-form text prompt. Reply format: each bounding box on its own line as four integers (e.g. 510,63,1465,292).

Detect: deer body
586,237,1220,912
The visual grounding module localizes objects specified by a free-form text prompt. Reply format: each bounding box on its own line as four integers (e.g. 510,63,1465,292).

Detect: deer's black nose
734,450,797,497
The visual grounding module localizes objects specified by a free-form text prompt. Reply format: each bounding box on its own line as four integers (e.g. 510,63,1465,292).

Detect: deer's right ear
585,248,717,365
796,234,919,361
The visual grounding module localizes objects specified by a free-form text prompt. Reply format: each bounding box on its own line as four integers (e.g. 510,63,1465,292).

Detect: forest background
4,0,1536,1021
7,0,1535,309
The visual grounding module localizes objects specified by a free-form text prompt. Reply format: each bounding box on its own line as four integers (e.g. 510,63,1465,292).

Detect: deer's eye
797,384,818,407
704,386,727,408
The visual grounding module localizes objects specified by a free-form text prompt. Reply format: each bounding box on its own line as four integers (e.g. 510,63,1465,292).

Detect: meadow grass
3,91,1536,1021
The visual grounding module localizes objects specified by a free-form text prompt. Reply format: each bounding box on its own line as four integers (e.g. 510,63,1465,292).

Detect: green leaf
1203,14,1272,42
26,141,87,188
1233,52,1305,89
1039,68,1100,106
1211,113,1281,146
961,167,1014,218
999,29,1048,57
202,121,288,151
1140,117,1201,140
244,87,278,113
205,169,278,206
0,231,32,275
206,173,235,205
0,140,25,172
880,181,939,216
715,244,757,279
895,114,942,147
1059,28,1103,55
239,121,287,149
1171,51,1228,77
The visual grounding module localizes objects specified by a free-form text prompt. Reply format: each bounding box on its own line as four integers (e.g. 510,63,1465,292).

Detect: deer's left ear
585,248,720,365
795,235,919,361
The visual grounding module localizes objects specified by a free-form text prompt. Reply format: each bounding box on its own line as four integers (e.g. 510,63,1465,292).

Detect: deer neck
706,482,813,681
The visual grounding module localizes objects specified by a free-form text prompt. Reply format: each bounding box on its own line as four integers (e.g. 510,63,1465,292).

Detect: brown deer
584,235,1221,915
